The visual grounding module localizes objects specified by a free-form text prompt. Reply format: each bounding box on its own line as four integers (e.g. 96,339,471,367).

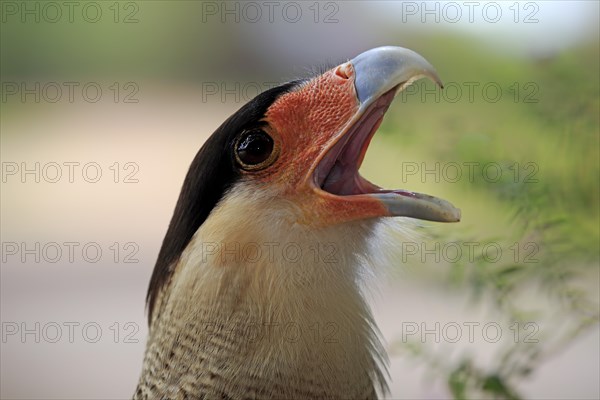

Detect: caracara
134,46,460,399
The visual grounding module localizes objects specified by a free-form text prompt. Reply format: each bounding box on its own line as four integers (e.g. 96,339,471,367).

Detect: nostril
334,63,352,79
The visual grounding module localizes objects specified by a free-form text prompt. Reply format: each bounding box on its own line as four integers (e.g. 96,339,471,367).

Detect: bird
133,46,460,400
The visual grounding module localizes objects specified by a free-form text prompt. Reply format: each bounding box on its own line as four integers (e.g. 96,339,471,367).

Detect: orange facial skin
248,64,388,227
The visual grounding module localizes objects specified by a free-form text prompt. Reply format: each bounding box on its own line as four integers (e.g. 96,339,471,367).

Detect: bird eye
234,129,278,170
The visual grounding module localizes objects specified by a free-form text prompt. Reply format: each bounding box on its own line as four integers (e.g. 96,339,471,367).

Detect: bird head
147,46,460,321
244,46,461,226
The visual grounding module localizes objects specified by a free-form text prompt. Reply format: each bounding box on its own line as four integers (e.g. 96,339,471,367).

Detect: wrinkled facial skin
242,66,387,226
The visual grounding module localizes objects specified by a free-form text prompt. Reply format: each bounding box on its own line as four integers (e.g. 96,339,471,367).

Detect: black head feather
146,81,300,324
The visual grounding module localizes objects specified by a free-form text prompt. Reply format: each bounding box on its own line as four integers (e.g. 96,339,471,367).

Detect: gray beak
350,46,460,223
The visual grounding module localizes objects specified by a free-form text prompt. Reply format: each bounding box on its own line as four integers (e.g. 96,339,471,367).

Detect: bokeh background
1,1,598,399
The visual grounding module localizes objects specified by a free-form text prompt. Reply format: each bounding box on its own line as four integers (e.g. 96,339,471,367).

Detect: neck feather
141,185,393,398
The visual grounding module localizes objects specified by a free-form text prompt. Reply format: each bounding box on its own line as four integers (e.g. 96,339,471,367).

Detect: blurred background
1,1,598,399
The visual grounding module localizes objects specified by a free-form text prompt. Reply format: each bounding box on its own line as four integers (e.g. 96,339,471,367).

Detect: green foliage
378,39,599,399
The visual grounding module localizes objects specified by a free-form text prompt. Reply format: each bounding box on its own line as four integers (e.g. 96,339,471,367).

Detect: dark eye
234,130,277,170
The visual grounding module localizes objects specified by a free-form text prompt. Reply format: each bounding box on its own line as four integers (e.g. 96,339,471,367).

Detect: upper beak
351,46,460,223
352,46,444,109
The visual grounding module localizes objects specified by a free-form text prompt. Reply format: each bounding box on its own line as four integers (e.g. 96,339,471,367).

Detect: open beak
314,46,461,223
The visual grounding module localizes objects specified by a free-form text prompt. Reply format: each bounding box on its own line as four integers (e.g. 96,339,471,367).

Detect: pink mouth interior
315,88,410,197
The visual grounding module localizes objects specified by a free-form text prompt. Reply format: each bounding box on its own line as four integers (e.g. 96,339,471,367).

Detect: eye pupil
236,131,274,167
